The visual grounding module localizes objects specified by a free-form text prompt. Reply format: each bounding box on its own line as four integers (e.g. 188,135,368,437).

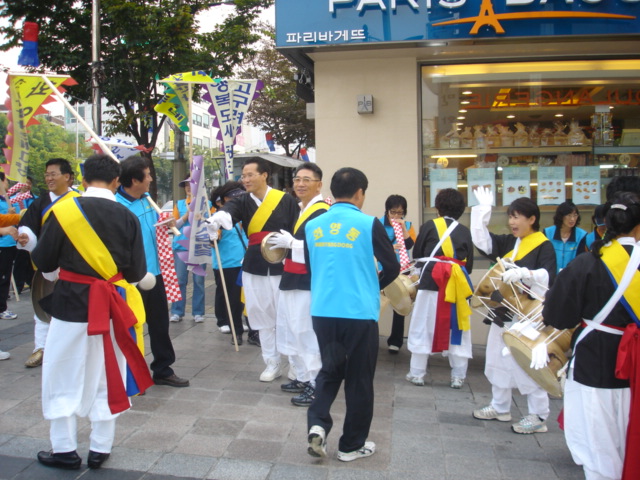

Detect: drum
260,232,288,264
382,274,419,316
503,322,573,397
32,270,55,323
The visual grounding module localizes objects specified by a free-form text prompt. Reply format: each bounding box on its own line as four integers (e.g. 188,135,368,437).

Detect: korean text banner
276,0,640,48
155,71,215,132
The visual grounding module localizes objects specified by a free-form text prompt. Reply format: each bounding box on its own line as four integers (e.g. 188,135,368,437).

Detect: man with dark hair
207,157,299,382
267,162,329,406
17,158,81,368
33,154,152,470
606,176,640,202
116,155,189,388
406,188,474,389
305,167,399,462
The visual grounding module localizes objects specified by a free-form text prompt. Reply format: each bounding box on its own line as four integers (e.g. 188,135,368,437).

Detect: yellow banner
154,71,215,132
4,75,76,182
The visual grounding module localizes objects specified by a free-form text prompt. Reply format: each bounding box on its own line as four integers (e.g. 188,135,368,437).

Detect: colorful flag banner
300,147,309,162
154,71,215,132
88,136,153,161
178,155,212,274
17,22,40,67
3,74,77,182
203,79,263,180
265,132,275,152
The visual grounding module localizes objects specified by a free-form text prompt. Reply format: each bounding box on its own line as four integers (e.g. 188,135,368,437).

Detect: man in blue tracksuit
305,167,399,462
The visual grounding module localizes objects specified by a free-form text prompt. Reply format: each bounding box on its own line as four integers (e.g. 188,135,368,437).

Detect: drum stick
212,236,239,351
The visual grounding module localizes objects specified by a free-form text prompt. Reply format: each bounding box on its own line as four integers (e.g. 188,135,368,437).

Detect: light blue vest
212,224,247,269
0,196,15,248
306,202,379,320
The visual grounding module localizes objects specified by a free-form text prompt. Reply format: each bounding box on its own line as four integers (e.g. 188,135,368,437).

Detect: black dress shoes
153,373,190,387
88,450,111,469
231,336,243,346
37,450,81,470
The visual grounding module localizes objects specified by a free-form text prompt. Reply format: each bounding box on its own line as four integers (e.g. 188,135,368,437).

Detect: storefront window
421,59,640,230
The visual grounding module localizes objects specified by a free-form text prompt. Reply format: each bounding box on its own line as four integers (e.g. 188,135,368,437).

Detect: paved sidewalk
0,281,583,480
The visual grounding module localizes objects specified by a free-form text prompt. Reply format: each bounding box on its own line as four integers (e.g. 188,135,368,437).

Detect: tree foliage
0,0,272,197
239,25,314,157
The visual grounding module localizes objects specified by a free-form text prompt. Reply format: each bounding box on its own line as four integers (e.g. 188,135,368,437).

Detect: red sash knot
59,268,154,414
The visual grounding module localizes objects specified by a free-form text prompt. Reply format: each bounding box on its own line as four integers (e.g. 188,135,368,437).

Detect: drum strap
414,219,459,283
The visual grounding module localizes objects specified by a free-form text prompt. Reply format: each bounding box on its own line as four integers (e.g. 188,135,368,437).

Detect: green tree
240,25,314,157
0,0,272,198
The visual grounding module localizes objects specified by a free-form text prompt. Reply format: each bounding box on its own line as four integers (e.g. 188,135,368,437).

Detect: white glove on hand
268,230,294,250
473,186,494,207
530,343,550,370
501,266,531,284
42,268,60,282
207,224,219,242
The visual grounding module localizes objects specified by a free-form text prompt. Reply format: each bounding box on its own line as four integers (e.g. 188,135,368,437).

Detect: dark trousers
387,311,405,348
213,267,244,337
138,275,176,378
0,246,16,312
308,317,379,453
13,249,33,292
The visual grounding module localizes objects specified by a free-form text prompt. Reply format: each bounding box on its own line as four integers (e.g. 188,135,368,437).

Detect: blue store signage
275,0,640,47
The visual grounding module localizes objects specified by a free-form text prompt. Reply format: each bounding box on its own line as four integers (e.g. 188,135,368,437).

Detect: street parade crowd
0,153,638,480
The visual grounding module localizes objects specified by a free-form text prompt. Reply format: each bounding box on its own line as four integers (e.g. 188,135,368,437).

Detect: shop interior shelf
425,146,592,157
593,146,640,155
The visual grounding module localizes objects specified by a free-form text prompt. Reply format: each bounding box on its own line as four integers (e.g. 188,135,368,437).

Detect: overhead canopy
234,153,305,169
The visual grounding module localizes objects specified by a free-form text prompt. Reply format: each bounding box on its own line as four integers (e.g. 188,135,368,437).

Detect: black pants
13,249,33,292
308,317,379,453
138,275,176,378
0,246,16,312
213,267,244,337
387,311,405,348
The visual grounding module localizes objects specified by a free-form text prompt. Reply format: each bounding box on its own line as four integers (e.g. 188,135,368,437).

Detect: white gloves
207,227,219,242
473,186,494,207
42,268,60,282
501,266,531,285
268,230,294,250
206,211,232,241
530,343,550,370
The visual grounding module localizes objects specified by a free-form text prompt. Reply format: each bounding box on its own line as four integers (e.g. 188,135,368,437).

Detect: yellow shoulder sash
505,231,547,261
294,202,328,234
600,239,640,321
41,190,81,225
52,198,146,350
434,217,454,258
248,189,285,236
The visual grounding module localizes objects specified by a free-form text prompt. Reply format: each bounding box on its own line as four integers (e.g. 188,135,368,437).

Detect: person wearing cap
584,203,607,252
169,176,209,324
210,181,247,343
206,158,298,382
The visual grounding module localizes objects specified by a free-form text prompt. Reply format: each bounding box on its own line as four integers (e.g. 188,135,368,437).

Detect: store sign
276,0,640,47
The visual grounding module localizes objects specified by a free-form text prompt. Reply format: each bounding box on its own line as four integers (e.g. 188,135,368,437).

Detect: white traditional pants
242,272,282,364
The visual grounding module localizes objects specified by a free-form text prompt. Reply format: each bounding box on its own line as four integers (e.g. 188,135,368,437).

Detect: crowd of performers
0,152,637,478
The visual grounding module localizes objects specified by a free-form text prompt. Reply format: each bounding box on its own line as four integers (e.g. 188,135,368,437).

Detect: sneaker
450,377,464,389
194,315,205,323
473,405,511,422
218,325,231,334
292,383,315,407
337,441,376,462
0,311,17,320
230,336,243,346
281,379,307,393
0,350,10,360
307,425,327,458
388,345,400,354
247,333,261,347
169,314,182,323
287,364,297,381
259,361,281,382
405,373,425,386
243,323,249,332
512,414,548,434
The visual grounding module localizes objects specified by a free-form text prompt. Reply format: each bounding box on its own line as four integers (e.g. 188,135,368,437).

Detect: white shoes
169,314,182,323
259,360,281,382
473,405,512,422
450,377,464,389
218,325,231,334
337,441,376,462
512,414,548,434
0,350,10,360
307,425,327,458
405,373,425,386
194,315,205,323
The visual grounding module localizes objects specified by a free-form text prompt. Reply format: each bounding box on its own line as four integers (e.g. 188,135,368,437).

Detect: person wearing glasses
267,163,329,407
379,195,416,353
17,158,81,368
543,201,588,272
206,158,298,383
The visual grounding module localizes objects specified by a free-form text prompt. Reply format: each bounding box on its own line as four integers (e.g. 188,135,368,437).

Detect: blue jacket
0,196,15,248
543,225,587,272
116,187,160,275
212,224,247,269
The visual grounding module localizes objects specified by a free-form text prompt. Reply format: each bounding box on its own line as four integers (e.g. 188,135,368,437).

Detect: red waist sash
284,258,307,274
616,323,640,480
431,256,467,353
248,231,270,246
58,268,153,414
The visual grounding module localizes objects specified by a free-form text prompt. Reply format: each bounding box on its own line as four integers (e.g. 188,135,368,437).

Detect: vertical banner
502,167,531,206
467,168,496,207
572,166,601,205
429,168,458,207
184,155,212,272
537,167,566,206
4,74,77,182
155,71,215,132
203,79,263,180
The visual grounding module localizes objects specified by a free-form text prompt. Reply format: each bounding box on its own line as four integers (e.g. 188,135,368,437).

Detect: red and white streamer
392,220,411,270
156,212,182,302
